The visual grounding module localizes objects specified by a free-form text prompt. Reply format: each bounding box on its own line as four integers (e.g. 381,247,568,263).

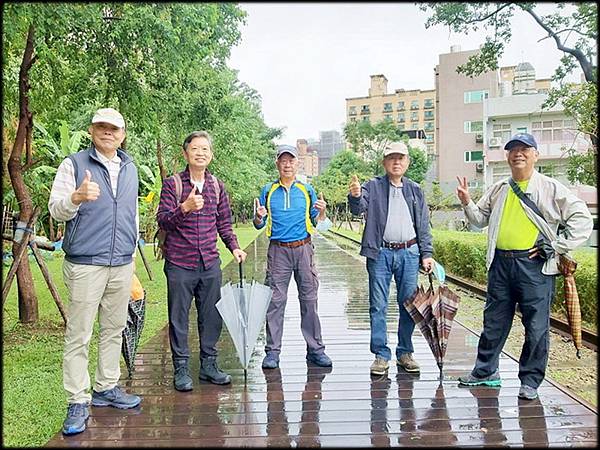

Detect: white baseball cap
91,108,125,129
383,141,408,156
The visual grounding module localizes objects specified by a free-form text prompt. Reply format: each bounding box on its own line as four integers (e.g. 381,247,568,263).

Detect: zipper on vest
109,200,117,265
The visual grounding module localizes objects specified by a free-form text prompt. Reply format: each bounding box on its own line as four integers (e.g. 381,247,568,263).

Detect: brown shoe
370,356,389,375
397,353,420,373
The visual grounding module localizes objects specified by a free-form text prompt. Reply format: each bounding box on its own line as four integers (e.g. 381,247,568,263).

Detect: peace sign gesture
455,176,471,206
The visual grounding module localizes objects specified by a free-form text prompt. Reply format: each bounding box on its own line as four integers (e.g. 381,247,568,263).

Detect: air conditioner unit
475,133,483,143
475,162,484,172
488,137,501,147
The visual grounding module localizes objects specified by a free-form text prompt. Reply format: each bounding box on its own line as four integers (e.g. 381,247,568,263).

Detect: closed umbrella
121,273,146,378
557,253,582,358
404,262,461,380
216,263,272,383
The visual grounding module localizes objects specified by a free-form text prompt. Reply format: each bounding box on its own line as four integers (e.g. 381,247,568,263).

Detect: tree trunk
7,25,38,323
48,214,55,241
157,138,167,180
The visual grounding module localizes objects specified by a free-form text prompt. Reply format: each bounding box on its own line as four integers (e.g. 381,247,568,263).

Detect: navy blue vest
62,147,138,266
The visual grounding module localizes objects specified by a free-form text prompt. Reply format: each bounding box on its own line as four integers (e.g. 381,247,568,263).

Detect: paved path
47,232,597,447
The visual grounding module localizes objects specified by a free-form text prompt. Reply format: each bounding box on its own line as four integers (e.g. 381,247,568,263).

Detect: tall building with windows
296,138,319,179
345,75,436,161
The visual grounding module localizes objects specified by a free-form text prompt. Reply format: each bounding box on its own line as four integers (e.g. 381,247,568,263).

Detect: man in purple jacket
157,131,247,389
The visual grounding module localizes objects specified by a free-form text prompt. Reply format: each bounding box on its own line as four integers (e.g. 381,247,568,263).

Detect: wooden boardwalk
47,233,597,447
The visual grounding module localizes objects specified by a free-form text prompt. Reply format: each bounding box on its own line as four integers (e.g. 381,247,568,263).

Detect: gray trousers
164,259,223,361
264,241,325,356
472,249,555,388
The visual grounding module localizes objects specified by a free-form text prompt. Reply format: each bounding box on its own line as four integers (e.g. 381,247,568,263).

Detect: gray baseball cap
276,144,298,159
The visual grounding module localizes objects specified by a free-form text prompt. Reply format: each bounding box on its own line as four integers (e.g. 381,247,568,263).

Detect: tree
343,121,431,182
418,2,597,184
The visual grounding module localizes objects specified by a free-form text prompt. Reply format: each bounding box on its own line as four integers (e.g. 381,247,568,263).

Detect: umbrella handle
239,261,243,288
428,272,434,289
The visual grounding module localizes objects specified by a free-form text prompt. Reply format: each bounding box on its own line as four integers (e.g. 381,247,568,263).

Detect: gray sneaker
199,356,231,385
62,403,89,435
518,384,538,400
91,386,141,409
397,353,420,373
370,356,389,375
458,369,501,387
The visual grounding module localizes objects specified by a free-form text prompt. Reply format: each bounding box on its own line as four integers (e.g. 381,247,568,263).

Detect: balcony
383,108,393,113
410,105,419,110
349,110,357,116
360,109,370,115
423,104,434,109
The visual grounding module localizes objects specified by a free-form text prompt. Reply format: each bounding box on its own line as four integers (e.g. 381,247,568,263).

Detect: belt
272,236,311,248
382,238,417,250
495,248,534,258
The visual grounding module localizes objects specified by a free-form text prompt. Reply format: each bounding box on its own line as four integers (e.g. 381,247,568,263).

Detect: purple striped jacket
156,167,240,270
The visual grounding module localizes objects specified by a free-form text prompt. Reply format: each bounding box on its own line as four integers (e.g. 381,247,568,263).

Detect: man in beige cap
348,141,434,376
49,107,141,435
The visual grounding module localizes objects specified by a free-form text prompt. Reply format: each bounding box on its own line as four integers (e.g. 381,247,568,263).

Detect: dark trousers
472,250,555,388
164,259,223,361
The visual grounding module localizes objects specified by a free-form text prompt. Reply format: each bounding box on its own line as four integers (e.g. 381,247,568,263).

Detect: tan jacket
462,170,593,275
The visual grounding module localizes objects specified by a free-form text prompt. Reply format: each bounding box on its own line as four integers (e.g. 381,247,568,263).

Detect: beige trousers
62,261,134,404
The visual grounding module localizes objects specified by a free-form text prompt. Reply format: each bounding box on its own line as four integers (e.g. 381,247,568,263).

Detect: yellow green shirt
496,180,539,250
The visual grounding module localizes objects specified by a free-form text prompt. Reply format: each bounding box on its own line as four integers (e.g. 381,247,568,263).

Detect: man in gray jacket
455,132,593,400
49,108,141,436
348,141,434,376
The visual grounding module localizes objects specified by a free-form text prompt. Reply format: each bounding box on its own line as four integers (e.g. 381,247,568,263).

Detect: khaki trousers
62,261,134,404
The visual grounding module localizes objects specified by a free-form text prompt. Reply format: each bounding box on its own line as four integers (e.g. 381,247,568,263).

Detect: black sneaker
91,386,141,409
62,403,89,435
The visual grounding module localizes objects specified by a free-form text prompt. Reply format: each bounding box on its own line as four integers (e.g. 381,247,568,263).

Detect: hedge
431,230,597,326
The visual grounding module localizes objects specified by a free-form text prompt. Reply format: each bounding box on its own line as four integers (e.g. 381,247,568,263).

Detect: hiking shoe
199,356,231,385
91,385,141,409
62,403,89,435
458,369,501,387
173,359,193,392
518,384,538,400
370,356,389,375
397,353,420,373
262,353,280,369
306,352,332,367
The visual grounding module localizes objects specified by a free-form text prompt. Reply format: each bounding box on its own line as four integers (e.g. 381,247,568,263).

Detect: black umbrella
121,274,146,378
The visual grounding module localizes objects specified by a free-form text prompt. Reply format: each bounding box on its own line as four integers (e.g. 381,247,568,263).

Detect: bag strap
211,175,221,204
508,178,545,222
173,172,183,203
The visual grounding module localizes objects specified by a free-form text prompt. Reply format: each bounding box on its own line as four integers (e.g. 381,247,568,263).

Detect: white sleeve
48,159,80,222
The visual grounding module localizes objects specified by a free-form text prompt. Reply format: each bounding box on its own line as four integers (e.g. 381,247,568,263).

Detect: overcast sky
227,3,586,145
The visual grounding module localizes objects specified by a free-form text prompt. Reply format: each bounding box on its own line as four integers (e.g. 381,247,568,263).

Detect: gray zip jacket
462,170,593,275
61,147,138,266
348,174,433,261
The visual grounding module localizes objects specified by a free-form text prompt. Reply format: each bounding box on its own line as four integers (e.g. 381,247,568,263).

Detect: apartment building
296,138,319,179
345,75,436,158
317,130,345,174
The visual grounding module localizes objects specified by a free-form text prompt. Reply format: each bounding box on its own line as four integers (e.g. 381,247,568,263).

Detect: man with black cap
455,132,592,400
253,144,332,369
49,107,141,435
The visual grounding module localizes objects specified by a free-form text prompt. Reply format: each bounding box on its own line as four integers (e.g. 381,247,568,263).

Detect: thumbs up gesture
254,198,267,220
315,192,327,219
349,174,361,198
181,185,204,213
71,169,100,205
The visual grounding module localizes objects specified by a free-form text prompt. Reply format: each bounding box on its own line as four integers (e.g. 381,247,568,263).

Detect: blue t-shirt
255,180,319,242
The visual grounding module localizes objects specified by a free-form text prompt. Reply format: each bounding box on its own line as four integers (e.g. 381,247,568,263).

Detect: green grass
2,224,263,448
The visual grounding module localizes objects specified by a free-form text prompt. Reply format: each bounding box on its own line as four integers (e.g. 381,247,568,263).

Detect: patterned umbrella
121,274,146,378
557,254,582,358
404,269,461,380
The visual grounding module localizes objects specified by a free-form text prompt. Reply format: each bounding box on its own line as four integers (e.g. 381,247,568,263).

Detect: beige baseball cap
383,141,408,156
91,108,125,129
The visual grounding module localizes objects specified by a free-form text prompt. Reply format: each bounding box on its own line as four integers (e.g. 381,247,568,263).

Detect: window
464,121,483,133
397,114,405,123
397,124,405,131
532,120,573,143
492,123,511,143
424,111,434,120
410,122,419,130
383,102,393,112
464,150,484,162
410,111,419,121
350,117,356,122
426,144,434,153
383,114,393,121
468,180,479,188
516,127,527,134
464,90,489,104
360,105,370,114
424,122,434,131
424,98,434,109
425,135,434,144
397,101,405,110
410,100,419,110
349,106,357,116
362,116,370,123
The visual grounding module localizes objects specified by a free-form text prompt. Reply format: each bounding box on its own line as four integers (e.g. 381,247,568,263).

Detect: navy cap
504,132,537,150
276,144,298,159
